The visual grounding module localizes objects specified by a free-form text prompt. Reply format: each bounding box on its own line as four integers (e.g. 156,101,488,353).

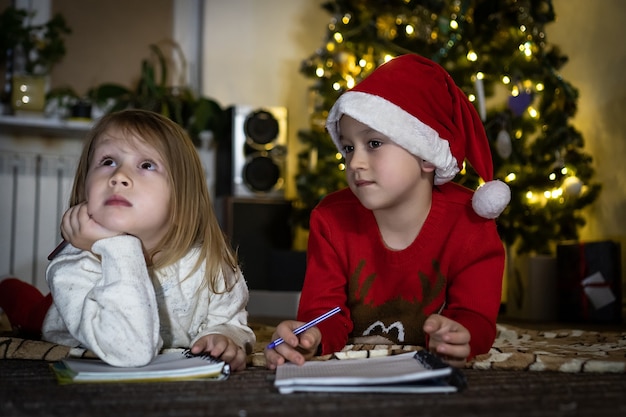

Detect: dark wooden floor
2,358,626,417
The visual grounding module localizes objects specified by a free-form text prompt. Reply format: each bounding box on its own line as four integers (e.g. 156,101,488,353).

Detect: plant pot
11,74,48,113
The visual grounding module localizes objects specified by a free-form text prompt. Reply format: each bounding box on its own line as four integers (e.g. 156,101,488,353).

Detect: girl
265,54,510,369
1,109,255,369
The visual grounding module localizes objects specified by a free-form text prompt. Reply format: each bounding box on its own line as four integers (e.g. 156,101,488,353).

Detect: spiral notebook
274,350,467,394
51,349,230,384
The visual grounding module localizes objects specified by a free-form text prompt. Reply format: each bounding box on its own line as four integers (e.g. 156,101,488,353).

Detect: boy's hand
61,202,119,251
423,314,470,368
191,334,247,372
264,320,321,370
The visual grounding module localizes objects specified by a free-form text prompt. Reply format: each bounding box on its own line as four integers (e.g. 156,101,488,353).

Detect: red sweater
297,183,505,359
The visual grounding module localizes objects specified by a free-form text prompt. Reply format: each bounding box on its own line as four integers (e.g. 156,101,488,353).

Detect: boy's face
338,115,434,212
84,128,171,252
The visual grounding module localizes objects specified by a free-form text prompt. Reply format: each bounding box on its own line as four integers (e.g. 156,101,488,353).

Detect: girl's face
338,115,431,212
84,128,171,252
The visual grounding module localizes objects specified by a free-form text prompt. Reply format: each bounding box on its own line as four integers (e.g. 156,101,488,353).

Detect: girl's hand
423,314,471,368
191,334,247,372
264,320,321,370
61,202,119,252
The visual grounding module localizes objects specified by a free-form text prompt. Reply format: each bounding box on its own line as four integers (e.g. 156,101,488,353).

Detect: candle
474,73,486,121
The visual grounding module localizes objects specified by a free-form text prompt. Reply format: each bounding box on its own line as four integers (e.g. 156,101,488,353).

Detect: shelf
0,114,93,138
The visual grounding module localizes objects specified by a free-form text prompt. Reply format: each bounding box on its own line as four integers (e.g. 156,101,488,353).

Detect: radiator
0,151,77,293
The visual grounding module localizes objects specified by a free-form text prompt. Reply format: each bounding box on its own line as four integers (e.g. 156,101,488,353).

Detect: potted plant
0,6,71,113
84,43,228,143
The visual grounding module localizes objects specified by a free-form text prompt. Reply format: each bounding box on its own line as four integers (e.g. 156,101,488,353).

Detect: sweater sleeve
297,207,353,355
42,235,161,367
190,269,256,354
442,218,505,358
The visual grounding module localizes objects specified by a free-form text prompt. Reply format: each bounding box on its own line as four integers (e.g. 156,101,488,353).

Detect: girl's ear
421,160,436,172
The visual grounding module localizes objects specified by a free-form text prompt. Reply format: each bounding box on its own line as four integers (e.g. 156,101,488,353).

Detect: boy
266,54,510,369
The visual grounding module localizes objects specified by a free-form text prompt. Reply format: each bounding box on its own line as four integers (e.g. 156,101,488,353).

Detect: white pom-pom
472,180,511,219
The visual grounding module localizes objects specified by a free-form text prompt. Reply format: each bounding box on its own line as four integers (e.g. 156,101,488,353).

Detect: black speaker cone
244,110,279,146
243,156,280,192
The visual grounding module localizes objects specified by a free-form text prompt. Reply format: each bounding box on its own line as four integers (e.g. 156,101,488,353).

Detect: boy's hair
70,109,239,291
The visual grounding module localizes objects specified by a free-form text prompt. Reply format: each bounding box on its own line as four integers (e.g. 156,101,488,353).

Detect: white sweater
42,235,256,367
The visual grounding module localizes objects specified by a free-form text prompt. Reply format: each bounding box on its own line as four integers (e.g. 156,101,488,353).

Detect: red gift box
556,240,622,323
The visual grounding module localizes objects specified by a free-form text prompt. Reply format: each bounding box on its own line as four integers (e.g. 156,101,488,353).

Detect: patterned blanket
248,323,626,373
2,315,625,373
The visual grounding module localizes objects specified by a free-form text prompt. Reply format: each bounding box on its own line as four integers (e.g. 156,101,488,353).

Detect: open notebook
51,349,230,384
274,350,467,394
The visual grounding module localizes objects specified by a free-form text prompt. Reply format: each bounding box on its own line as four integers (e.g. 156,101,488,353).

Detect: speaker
216,196,304,291
216,105,288,198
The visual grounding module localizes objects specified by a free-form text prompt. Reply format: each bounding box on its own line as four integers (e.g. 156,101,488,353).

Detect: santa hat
325,54,510,219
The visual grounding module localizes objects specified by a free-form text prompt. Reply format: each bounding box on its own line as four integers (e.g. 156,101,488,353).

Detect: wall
50,0,173,95
201,0,329,200
547,0,626,250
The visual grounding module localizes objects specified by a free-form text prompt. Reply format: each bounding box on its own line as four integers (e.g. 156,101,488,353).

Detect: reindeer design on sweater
348,259,446,346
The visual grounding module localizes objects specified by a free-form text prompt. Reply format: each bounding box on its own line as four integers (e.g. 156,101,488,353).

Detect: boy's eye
342,144,354,154
368,140,382,149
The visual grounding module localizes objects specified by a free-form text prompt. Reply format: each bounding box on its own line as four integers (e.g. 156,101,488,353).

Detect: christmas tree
295,0,601,255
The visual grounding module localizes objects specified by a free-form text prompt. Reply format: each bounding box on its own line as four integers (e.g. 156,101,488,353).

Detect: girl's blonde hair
70,109,239,291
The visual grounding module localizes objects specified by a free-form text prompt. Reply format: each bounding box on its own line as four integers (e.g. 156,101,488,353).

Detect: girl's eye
342,144,354,154
101,157,116,167
140,161,156,170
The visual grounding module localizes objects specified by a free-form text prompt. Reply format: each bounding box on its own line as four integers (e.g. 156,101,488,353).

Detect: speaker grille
216,106,287,198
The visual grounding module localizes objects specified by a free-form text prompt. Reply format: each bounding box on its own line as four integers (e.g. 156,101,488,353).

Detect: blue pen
266,306,341,350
